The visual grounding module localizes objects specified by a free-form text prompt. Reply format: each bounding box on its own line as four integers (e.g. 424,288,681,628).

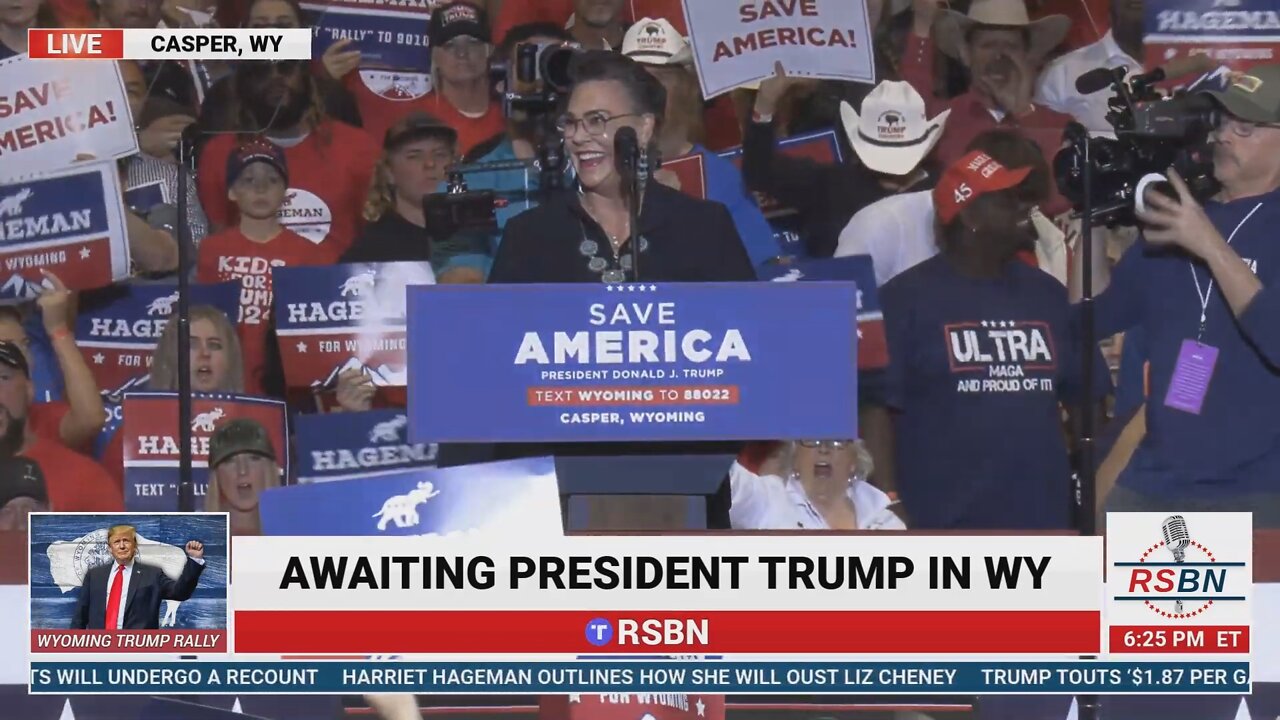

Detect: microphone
1076,65,1127,95
614,126,639,180
1161,515,1191,615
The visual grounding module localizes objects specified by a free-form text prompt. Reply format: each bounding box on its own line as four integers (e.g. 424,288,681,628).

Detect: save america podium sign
407,282,858,443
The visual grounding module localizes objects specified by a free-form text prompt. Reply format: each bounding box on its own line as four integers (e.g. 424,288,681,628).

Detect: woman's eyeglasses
798,440,854,449
555,112,639,138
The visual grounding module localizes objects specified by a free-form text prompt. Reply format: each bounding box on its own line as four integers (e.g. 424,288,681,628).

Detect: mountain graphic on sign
1,273,42,299
314,357,405,388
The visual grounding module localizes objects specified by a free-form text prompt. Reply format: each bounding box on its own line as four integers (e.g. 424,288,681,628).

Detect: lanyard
1190,202,1262,340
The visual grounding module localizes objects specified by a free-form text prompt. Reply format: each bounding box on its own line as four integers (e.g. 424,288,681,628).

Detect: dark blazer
489,181,757,283
72,557,204,630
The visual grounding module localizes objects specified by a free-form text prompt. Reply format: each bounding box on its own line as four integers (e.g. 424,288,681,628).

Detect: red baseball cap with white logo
932,150,1032,225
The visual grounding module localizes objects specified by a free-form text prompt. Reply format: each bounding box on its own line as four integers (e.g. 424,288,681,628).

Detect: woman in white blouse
729,440,906,530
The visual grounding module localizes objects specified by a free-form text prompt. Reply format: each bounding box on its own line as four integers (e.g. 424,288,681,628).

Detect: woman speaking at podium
486,50,756,284
441,51,756,528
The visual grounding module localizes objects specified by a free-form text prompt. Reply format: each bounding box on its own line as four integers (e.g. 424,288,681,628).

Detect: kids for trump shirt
197,122,378,254
196,227,338,396
880,254,1110,530
540,693,724,720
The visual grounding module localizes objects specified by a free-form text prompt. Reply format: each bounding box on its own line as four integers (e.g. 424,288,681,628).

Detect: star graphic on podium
91,353,104,365
295,341,307,353
79,247,91,260
695,697,706,717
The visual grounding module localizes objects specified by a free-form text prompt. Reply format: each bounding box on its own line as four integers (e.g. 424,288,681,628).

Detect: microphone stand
626,172,643,283
176,140,195,513
623,141,644,283
1072,125,1100,720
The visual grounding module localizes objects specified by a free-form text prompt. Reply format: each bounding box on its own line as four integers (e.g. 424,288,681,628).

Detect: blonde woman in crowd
729,440,906,530
149,305,245,393
96,306,245,492
205,418,281,536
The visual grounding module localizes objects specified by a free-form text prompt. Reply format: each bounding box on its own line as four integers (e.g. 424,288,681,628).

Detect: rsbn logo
1110,514,1250,620
585,618,613,646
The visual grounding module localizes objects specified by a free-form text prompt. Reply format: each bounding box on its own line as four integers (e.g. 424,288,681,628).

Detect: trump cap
933,150,1032,225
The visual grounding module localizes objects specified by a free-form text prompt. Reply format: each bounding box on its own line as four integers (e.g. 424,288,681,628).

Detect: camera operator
461,22,577,252
1093,65,1280,526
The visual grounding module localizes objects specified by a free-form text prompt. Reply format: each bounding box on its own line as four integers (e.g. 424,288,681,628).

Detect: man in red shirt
198,60,378,254
0,342,122,512
198,140,339,396
903,0,1073,216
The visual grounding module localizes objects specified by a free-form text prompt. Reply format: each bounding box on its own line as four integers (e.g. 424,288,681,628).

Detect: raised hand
185,540,204,559
334,368,375,412
139,115,197,159
323,38,362,81
35,270,74,336
1135,168,1221,258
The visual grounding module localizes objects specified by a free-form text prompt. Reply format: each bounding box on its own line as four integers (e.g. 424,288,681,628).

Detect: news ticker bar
27,29,312,60
29,661,1252,695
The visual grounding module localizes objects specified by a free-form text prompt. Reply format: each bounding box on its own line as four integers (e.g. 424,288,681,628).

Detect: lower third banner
406,282,858,443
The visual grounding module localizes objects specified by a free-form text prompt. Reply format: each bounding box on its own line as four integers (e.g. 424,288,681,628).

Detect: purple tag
1164,340,1219,415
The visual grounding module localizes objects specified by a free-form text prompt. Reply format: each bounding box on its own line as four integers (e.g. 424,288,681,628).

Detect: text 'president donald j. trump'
71,525,206,629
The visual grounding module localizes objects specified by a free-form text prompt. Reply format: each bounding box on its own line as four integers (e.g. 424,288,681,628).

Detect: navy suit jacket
71,556,204,629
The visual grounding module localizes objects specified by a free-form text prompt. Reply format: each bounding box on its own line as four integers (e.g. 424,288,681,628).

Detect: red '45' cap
933,150,1032,225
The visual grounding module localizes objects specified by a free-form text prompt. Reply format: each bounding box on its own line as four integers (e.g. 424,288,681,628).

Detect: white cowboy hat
622,17,693,66
840,80,951,176
934,0,1070,61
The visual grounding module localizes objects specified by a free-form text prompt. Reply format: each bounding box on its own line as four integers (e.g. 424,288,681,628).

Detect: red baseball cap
933,150,1032,225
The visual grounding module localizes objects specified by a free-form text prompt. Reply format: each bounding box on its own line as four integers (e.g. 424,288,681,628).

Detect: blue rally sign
294,408,437,483
407,282,858,443
758,255,886,370
258,457,563,536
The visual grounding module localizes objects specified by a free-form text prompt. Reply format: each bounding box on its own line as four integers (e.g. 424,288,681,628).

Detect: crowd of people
1,0,1280,713
0,0,1275,527
0,0,1274,622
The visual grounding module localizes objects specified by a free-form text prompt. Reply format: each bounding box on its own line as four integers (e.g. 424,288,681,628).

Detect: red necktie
104,564,126,630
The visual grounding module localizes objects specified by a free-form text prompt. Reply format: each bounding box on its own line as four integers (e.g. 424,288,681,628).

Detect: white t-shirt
834,190,938,287
728,462,906,530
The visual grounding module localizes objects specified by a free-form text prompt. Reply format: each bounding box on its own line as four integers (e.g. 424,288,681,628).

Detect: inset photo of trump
28,512,229,654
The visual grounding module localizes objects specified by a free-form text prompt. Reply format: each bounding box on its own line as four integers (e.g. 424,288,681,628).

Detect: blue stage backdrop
406,282,859,443
259,457,562,537
28,513,228,631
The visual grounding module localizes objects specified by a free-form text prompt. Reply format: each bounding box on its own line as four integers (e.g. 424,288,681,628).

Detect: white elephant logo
340,270,377,297
372,481,441,531
191,407,225,432
368,414,408,443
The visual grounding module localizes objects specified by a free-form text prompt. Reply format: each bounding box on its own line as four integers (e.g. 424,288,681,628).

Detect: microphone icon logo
1161,515,1192,614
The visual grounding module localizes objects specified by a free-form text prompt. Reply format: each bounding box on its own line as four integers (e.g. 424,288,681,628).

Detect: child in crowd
196,140,338,396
